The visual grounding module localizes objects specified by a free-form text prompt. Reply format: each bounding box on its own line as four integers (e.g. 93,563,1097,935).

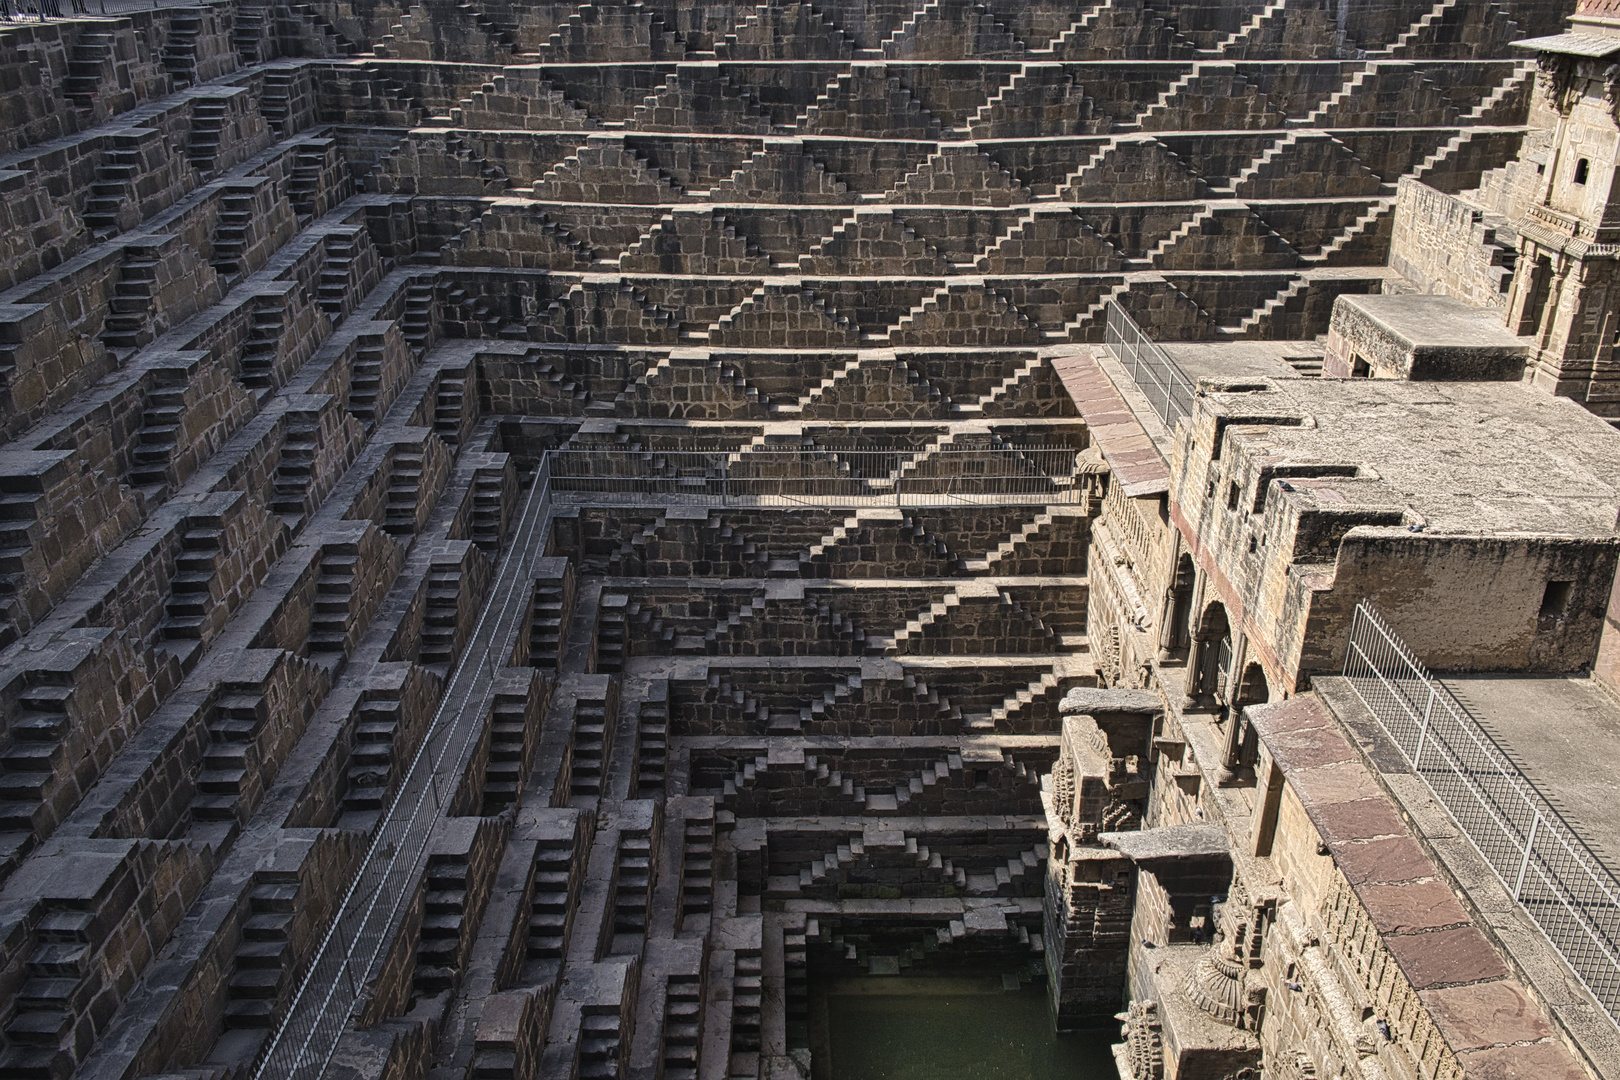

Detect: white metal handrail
1104,300,1198,429
1342,602,1620,1028
538,445,1088,507
252,468,554,1080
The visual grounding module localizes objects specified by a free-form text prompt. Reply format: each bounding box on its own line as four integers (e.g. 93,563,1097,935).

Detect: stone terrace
0,0,1584,1079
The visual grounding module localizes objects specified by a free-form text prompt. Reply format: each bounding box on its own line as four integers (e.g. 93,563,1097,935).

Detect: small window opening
1575,158,1590,185
1227,481,1241,511
1541,580,1574,619
1351,355,1371,378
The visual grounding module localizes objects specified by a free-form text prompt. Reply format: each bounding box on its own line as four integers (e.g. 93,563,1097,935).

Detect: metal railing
1342,602,1620,1027
1105,300,1197,430
249,433,1081,1076
251,468,554,1080
0,0,68,17
0,0,206,21
538,445,1087,507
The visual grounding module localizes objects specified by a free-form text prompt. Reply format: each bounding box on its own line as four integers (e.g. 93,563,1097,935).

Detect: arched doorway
1189,601,1231,709
1165,554,1195,658
1235,662,1269,710
1223,661,1271,776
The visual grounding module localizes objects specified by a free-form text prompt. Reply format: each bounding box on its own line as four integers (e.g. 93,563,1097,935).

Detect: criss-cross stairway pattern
0,0,1572,1078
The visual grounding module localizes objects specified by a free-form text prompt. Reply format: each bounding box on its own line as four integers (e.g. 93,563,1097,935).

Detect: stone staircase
0,903,95,1077
577,1005,627,1080
680,805,714,922
688,594,769,655
660,975,703,1080
539,0,687,62
416,562,461,666
977,671,1063,730
715,0,858,59
188,97,229,173
160,518,226,644
160,11,202,87
346,336,389,424
128,383,186,489
210,187,255,278
467,467,505,554
788,64,943,137
382,445,426,536
432,365,468,446
527,833,577,960
612,828,654,932
64,30,117,109
0,678,75,855
966,843,1047,896
307,544,360,654
286,142,331,220
270,413,319,529
188,686,272,826
414,855,471,994
220,879,298,1041
342,693,404,820
952,354,1047,415
528,576,568,672
1196,0,1293,56
479,689,531,813
234,4,270,64
795,828,967,896
634,685,669,796
239,301,286,390
712,146,849,201
967,62,1096,138
570,689,611,797
962,513,1055,573
317,232,360,321
101,246,161,352
868,588,961,653
1365,0,1462,57
401,281,436,354
258,66,296,133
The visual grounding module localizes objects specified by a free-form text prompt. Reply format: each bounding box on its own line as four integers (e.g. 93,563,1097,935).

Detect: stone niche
1117,949,1262,1080
1322,292,1530,381
1115,862,1263,1080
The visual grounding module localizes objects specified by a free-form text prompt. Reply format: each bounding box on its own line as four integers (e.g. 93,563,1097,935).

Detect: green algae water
811,977,1117,1080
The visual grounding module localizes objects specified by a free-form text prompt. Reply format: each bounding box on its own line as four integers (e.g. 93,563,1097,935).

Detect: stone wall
0,3,1593,1080
1388,178,1518,309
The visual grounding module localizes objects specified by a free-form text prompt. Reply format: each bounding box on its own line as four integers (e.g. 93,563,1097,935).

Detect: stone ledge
1253,687,1616,1080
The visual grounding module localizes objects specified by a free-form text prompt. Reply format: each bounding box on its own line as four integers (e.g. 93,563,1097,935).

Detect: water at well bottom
815,978,1116,1080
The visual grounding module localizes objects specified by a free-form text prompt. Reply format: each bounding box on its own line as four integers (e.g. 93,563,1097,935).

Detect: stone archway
1166,553,1195,657
1189,601,1232,708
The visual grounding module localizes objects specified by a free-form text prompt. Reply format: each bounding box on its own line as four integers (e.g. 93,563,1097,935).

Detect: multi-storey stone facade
0,1,1614,1080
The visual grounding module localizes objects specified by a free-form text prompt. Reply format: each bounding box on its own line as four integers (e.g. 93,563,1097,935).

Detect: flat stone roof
1049,347,1171,497
1247,693,1594,1080
1201,378,1620,536
1334,293,1530,354
1059,686,1163,715
1310,678,1620,1076
1514,30,1620,57
1441,673,1620,870
1100,824,1230,860
1165,340,1320,381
